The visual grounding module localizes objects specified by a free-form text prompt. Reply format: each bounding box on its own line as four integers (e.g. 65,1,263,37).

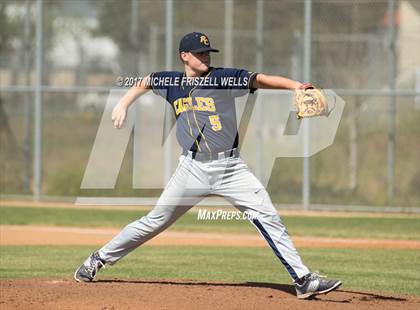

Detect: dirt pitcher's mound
1,279,419,310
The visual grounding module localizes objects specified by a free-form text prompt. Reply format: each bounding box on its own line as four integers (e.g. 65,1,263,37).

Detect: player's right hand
111,103,127,129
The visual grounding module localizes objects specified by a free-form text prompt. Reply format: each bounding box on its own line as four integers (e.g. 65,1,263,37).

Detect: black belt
183,148,239,161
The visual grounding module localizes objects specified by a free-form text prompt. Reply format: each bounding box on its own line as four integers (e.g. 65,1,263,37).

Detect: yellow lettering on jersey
195,97,207,111
209,115,222,131
203,97,216,112
173,98,183,115
175,97,216,114
182,97,193,112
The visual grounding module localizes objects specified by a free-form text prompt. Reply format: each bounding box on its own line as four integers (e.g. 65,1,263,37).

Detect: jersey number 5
209,115,222,131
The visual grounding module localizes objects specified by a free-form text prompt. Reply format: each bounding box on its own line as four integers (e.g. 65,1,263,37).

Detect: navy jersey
150,67,258,153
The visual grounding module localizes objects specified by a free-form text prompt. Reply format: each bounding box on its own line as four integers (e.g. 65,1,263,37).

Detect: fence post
255,0,264,181
163,0,174,184
387,0,396,204
34,0,44,201
302,0,312,210
23,0,32,193
224,0,233,67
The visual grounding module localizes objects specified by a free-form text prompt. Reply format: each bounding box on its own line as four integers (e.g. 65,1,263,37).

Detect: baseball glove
294,83,328,119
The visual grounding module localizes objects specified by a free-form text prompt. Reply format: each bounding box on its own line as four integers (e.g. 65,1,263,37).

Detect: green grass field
0,245,419,296
1,205,419,296
1,206,419,240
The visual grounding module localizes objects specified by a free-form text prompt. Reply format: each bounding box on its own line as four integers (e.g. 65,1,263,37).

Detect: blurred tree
94,1,157,76
0,0,59,194
0,97,18,150
0,1,18,54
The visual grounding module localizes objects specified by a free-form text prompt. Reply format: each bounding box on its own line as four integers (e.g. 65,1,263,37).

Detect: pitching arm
252,73,304,90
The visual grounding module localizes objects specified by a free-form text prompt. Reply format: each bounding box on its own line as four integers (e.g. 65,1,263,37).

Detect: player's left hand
294,83,328,119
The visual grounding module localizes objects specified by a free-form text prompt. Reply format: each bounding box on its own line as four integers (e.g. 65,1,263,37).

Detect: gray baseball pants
98,152,310,281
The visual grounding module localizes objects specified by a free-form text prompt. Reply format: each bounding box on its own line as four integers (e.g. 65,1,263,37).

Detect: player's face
183,51,211,74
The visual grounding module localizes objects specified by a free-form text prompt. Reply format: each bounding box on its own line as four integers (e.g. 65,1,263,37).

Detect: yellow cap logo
200,35,209,45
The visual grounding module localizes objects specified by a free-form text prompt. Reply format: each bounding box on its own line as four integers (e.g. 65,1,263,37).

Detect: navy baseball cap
179,32,219,53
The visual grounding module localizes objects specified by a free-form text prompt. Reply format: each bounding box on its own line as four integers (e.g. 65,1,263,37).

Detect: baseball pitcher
74,32,341,300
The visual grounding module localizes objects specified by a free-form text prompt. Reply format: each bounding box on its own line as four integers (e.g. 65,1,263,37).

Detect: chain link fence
0,0,419,209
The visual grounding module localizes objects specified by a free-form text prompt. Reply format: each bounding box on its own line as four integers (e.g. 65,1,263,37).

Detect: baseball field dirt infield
1,224,419,309
1,278,419,310
1,224,419,249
